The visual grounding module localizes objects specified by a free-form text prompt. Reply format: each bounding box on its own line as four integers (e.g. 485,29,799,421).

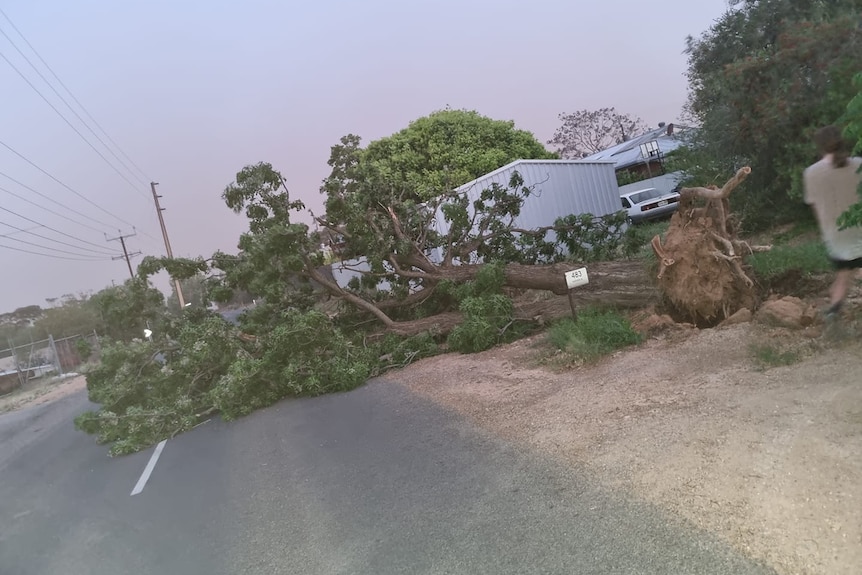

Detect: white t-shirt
803,156,862,261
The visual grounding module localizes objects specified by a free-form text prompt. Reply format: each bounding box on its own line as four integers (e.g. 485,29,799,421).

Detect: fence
0,331,99,396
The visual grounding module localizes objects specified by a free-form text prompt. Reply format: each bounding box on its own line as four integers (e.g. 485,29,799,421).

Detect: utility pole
150,182,186,308
106,229,141,279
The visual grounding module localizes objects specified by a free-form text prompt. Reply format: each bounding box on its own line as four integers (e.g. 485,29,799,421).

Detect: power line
106,229,141,278
0,140,163,246
0,48,150,201
0,7,151,184
0,224,114,259
0,218,116,256
0,23,149,189
0,204,126,253
0,180,113,235
0,240,112,262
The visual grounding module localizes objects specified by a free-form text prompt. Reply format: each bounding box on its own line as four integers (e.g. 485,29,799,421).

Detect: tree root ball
650,167,771,325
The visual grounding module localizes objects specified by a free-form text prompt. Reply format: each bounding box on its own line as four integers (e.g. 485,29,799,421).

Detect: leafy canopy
325,109,556,203
682,0,862,229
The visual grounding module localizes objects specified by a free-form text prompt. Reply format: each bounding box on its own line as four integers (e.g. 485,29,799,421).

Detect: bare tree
548,107,648,159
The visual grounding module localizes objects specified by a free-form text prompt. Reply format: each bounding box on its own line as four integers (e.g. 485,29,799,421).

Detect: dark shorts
830,256,862,270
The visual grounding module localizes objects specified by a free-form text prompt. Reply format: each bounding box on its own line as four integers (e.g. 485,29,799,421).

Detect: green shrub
75,338,93,361
444,263,532,354
547,308,642,363
749,343,801,370
448,294,515,354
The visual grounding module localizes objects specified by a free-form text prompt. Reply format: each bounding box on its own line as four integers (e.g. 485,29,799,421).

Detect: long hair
813,125,849,168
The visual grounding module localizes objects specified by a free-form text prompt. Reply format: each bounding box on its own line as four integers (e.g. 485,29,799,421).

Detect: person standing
803,125,862,320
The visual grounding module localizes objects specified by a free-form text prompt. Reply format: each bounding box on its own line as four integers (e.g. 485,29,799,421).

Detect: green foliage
166,274,210,314
75,310,374,455
210,310,374,420
446,263,520,354
838,72,862,230
683,1,862,230
747,240,831,280
555,211,635,262
447,294,515,354
547,308,642,363
356,108,557,201
88,279,167,342
375,332,440,369
75,338,93,361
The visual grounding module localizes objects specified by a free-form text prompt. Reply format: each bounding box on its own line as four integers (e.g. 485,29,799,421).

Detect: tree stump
650,167,771,325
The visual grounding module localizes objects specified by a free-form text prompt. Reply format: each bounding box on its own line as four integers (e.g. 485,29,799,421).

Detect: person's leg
826,256,862,316
828,269,853,313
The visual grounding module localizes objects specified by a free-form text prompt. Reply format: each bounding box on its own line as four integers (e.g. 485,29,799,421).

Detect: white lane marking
130,439,167,496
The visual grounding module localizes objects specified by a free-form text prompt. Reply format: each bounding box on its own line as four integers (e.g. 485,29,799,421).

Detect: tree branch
304,258,396,327
681,166,751,200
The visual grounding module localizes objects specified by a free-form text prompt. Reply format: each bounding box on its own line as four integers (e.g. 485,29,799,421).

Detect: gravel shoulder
392,321,862,575
0,374,87,414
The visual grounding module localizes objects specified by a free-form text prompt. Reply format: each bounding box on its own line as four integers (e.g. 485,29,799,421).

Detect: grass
747,239,831,280
749,342,802,371
547,307,642,364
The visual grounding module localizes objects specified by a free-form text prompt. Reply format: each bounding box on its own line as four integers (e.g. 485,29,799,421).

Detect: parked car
620,187,680,223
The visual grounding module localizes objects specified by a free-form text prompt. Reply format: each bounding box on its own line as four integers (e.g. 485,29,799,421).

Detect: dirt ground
0,374,87,414
394,302,862,575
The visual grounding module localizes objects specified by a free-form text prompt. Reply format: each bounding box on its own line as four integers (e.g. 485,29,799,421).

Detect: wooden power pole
150,182,186,308
106,229,141,278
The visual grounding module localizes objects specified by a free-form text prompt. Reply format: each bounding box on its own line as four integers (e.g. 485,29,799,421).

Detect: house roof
581,124,694,171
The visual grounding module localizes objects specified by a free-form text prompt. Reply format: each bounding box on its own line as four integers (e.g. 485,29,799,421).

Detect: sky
0,0,730,313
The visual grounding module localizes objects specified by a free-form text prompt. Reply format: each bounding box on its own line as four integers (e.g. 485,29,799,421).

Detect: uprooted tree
650,166,772,324
217,158,656,338
75,109,663,455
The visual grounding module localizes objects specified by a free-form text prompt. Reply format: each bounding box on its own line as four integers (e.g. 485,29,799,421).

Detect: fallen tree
76,114,665,456
650,167,771,324
214,140,663,338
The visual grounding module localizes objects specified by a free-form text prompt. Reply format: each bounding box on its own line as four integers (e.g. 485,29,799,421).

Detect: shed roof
454,158,616,192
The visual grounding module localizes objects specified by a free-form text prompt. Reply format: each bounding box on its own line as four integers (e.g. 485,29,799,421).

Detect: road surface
0,379,775,574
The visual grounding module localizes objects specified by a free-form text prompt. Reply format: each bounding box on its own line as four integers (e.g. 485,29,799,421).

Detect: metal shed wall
431,160,621,258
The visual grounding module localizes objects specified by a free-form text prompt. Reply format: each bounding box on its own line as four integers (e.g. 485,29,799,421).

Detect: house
581,123,694,181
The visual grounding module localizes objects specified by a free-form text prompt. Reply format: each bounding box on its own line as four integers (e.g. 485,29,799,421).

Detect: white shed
431,159,622,261
329,159,622,288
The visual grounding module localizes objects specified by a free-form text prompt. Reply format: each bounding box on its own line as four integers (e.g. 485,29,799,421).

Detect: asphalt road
0,380,776,575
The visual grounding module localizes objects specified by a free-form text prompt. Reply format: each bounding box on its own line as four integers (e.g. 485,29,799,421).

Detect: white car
620,187,680,223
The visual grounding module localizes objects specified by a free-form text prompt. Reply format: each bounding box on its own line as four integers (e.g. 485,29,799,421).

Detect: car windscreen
628,189,665,205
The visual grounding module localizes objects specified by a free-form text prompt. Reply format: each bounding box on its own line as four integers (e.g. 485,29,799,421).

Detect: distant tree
548,108,648,159
34,294,100,339
11,305,43,322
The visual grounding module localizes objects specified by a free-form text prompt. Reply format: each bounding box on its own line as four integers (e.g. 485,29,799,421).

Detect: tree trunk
382,260,658,338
